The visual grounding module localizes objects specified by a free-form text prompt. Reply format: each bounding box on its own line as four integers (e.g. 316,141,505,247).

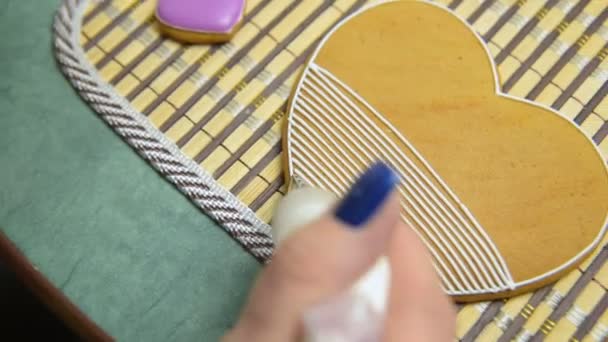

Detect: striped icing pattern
288,63,515,295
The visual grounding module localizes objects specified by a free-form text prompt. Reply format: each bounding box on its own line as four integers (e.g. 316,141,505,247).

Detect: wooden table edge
0,230,112,341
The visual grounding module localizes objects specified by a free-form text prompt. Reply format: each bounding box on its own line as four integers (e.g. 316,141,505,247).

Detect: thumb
225,163,400,341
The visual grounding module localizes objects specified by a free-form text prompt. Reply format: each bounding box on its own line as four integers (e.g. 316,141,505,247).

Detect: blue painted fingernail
334,162,399,227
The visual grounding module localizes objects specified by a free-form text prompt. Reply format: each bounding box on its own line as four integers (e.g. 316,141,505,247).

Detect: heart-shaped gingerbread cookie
284,1,608,301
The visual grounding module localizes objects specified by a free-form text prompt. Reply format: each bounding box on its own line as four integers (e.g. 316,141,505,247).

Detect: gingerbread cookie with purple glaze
156,0,245,44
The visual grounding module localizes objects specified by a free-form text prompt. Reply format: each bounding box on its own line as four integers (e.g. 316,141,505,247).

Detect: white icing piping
310,65,513,289
294,68,516,292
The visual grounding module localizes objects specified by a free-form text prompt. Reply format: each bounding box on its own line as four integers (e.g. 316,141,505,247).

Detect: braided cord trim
52,0,274,261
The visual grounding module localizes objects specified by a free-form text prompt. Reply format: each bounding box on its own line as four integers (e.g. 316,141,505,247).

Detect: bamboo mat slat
71,0,608,340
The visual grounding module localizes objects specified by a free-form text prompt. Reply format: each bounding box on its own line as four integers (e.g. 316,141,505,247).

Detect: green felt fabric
0,1,260,340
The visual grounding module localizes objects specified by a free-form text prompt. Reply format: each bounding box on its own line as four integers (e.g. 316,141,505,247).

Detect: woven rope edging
52,0,274,261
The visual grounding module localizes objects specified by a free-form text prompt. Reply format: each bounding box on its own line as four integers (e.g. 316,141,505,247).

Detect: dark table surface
0,260,76,340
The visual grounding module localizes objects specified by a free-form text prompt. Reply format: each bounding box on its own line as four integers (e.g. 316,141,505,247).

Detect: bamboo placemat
55,0,608,340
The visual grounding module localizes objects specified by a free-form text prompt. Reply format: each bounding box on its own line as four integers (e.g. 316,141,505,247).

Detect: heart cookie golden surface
285,1,608,300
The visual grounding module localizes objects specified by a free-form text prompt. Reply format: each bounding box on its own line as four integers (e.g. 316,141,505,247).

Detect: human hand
223,163,455,341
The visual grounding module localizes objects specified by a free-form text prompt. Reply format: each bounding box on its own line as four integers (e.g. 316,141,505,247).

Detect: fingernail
334,162,399,227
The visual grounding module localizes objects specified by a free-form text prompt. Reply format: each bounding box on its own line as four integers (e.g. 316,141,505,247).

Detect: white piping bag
271,187,390,342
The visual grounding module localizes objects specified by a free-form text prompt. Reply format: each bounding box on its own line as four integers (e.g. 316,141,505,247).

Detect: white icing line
294,97,472,291
291,121,350,193
292,116,360,181
297,89,485,291
314,65,514,289
308,66,511,289
301,77,495,289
